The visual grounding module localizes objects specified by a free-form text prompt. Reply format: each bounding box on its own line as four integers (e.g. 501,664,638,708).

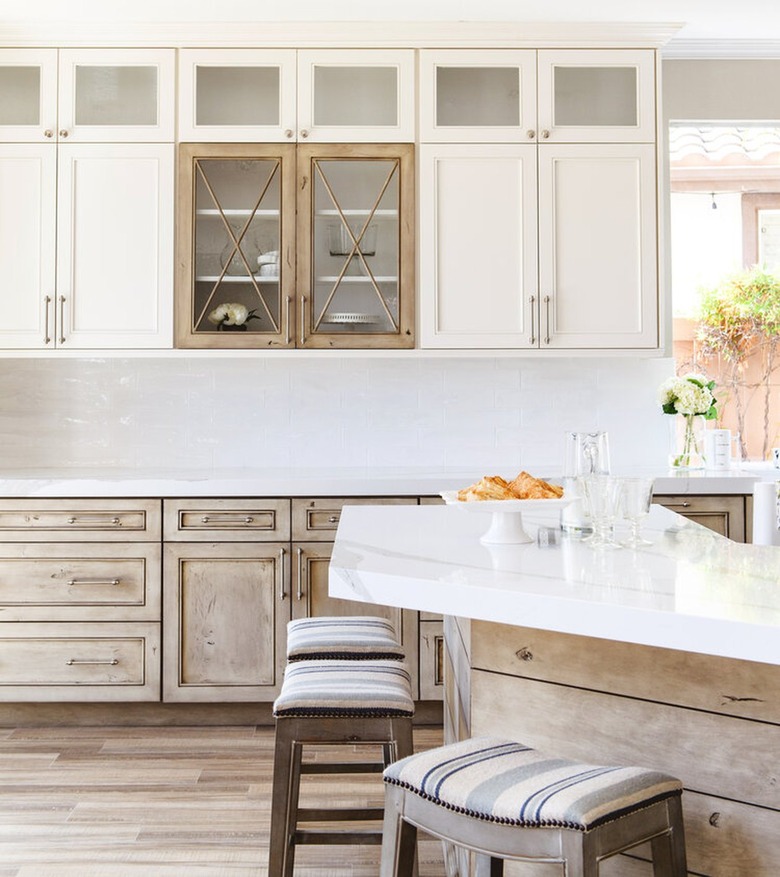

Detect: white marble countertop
329,502,780,666
0,464,775,497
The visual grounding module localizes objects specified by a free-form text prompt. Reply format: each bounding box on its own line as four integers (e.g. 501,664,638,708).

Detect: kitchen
0,1,779,875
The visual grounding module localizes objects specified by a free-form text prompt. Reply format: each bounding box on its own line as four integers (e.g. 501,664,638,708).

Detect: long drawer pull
328,515,340,524
67,578,120,586
664,501,692,508
66,658,119,666
200,515,255,524
67,516,121,525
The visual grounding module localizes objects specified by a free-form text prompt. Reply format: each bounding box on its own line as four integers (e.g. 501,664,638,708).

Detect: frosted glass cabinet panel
418,144,538,348
537,49,655,142
297,143,415,348
175,144,297,348
178,49,297,142
58,49,175,142
0,49,57,142
419,50,537,142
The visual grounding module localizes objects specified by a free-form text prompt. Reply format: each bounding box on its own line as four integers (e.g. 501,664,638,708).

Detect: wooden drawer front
0,544,161,621
292,497,416,541
653,494,746,542
163,499,290,541
0,499,161,542
0,622,160,702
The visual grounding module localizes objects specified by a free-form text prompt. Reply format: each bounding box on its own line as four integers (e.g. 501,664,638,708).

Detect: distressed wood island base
330,503,780,876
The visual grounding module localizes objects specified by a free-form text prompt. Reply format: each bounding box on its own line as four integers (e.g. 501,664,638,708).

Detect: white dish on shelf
440,491,569,544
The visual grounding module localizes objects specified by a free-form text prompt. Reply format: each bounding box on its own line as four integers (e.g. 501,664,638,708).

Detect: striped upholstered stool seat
381,737,688,877
269,659,414,876
286,616,405,662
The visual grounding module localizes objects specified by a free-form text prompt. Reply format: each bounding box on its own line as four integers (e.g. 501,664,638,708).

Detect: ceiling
0,0,779,48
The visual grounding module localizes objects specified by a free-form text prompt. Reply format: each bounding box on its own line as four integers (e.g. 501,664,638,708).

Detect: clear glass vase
670,414,706,469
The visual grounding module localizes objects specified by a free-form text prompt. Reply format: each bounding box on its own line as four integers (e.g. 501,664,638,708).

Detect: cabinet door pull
43,129,54,139
543,294,551,345
526,130,535,140
296,546,304,600
200,515,254,525
328,515,340,524
58,295,66,344
66,658,118,666
284,129,294,139
67,578,120,586
285,296,292,345
58,129,69,139
279,548,286,600
541,129,550,139
67,516,121,525
529,295,536,345
67,516,121,526
300,296,306,346
43,295,52,344
300,129,309,139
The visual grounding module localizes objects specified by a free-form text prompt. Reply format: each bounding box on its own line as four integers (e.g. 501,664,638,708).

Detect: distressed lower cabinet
0,499,162,701
162,499,290,702
653,494,749,542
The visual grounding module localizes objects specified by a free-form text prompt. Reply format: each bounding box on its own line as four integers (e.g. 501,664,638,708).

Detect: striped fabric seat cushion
286,616,405,661
383,737,682,831
274,659,414,718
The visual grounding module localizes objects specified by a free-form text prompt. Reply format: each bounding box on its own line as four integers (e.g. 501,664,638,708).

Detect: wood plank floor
0,724,446,876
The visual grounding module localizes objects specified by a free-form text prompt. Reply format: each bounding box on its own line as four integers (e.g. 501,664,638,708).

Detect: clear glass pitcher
561,431,610,534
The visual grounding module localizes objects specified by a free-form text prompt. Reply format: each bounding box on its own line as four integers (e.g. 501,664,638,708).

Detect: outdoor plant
695,266,780,460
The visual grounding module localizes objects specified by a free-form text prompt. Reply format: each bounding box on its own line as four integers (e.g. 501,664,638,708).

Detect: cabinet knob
59,129,69,139
526,130,535,140
300,129,309,139
541,129,551,139
43,129,54,139
284,129,294,139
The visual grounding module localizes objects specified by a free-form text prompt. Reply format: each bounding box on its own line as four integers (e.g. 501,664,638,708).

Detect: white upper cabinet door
419,144,539,349
178,49,297,142
58,49,175,142
0,145,56,348
0,49,58,143
56,144,174,348
537,143,658,349
419,50,537,143
537,50,655,143
297,49,415,142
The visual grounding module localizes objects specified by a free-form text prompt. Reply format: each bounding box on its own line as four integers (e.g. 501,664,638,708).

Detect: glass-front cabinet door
0,49,58,143
176,144,296,348
537,49,655,143
297,143,414,349
418,49,537,143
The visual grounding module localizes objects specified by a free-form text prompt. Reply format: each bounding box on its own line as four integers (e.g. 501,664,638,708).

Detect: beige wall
663,59,780,122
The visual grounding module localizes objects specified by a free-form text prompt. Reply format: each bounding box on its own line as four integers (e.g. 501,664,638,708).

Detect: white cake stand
440,492,569,545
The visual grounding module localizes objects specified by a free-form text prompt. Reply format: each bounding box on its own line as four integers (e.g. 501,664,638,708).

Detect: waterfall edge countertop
329,502,780,666
0,464,776,497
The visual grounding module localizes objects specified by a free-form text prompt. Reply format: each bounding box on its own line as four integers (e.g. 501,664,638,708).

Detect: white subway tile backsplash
0,356,674,474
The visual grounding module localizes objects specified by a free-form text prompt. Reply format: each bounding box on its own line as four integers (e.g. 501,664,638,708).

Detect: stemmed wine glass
620,477,654,548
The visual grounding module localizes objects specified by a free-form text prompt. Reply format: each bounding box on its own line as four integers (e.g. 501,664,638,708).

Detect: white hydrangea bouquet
658,373,718,468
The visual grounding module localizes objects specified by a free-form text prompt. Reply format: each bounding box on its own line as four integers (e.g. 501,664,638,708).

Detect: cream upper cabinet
0,48,174,349
178,48,415,143
536,49,656,143
418,49,537,143
418,143,539,349
537,143,658,348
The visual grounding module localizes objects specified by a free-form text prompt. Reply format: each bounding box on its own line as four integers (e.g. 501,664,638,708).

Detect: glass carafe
561,431,611,534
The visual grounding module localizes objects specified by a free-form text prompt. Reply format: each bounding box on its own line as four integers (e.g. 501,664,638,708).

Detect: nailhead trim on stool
286,616,405,662
383,736,683,831
273,659,415,718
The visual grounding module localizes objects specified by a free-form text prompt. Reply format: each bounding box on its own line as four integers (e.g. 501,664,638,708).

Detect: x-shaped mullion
193,159,280,332
312,159,400,333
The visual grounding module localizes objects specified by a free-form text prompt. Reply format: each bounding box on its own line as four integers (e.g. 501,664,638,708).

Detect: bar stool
269,658,415,877
286,615,406,662
381,736,688,877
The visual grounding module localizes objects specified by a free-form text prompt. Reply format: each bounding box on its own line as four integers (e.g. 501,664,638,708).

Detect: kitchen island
330,502,780,876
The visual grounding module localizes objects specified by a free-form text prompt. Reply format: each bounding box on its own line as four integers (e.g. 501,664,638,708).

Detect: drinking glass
579,475,623,550
620,477,654,548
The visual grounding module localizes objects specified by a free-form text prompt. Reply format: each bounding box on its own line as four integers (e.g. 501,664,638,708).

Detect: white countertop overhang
329,503,780,666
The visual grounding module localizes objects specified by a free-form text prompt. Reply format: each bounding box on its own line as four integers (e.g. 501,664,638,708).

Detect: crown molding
662,39,780,59
0,20,683,48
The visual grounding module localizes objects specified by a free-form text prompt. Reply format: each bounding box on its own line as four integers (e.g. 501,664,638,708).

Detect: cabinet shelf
316,275,397,283
196,274,279,283
195,208,280,218
315,209,397,218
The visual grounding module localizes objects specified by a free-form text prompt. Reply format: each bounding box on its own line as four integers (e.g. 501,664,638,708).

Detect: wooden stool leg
651,796,688,877
392,716,414,761
475,855,504,877
561,831,599,877
282,741,304,877
268,720,295,877
381,785,417,877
